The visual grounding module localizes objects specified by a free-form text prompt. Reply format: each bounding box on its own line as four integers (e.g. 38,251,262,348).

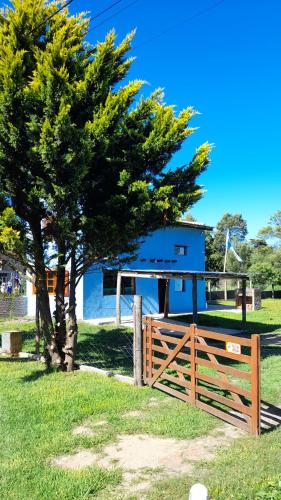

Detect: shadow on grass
176,312,281,336
260,401,281,433
21,368,52,382
174,311,281,362
76,327,133,376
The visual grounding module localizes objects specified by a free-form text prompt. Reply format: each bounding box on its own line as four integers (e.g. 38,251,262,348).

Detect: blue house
82,221,211,322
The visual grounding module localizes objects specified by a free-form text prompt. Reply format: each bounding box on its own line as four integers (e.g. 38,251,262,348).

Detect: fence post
116,272,121,325
133,295,143,387
242,278,247,329
190,324,196,405
148,315,153,384
251,334,261,435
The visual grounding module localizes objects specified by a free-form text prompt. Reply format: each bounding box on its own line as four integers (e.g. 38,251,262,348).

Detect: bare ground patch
52,423,245,497
123,410,143,418
72,425,95,437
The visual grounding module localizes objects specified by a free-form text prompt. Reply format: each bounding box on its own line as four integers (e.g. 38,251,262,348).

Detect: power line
87,0,140,35
136,0,225,50
30,0,74,34
88,0,123,23
30,0,124,37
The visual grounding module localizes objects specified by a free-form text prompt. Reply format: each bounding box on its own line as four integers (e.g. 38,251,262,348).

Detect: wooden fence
143,317,261,435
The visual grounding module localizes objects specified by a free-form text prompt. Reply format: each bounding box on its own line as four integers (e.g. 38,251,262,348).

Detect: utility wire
30,0,74,34
30,0,123,36
87,0,140,35
88,0,123,24
135,0,225,49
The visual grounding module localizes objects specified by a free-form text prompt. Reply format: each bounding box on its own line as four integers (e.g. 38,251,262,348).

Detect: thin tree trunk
31,217,62,368
35,291,41,356
55,241,67,362
272,285,275,299
64,249,78,372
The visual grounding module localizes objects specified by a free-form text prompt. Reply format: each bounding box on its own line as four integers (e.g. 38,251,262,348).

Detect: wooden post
208,281,212,302
148,315,153,384
242,278,247,329
164,279,170,318
190,323,196,405
192,275,198,324
143,316,147,384
251,334,261,435
116,272,121,325
224,280,228,301
133,295,143,386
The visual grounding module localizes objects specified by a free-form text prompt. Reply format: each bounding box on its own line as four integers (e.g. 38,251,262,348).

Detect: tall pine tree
0,0,211,369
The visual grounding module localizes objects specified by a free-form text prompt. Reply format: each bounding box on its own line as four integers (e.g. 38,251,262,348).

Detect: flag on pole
225,229,243,262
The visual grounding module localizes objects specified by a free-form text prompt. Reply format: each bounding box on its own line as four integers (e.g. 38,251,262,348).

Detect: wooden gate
143,317,261,435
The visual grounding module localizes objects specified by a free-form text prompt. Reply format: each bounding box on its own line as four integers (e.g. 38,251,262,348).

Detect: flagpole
223,230,228,301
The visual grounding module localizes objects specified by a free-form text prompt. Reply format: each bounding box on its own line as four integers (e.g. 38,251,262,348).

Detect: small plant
256,477,281,499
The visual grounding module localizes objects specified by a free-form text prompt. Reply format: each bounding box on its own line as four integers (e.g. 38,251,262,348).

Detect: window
174,245,187,256
103,271,135,296
175,279,185,292
32,270,69,296
47,271,56,293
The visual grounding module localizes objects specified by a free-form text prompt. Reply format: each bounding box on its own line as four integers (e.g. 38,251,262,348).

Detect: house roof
176,220,213,231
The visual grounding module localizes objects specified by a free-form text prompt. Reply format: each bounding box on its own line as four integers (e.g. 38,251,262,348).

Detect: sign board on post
226,341,241,355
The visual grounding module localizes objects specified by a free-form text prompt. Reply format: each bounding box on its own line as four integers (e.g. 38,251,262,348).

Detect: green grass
178,298,281,335
0,321,134,376
0,299,281,498
0,360,217,500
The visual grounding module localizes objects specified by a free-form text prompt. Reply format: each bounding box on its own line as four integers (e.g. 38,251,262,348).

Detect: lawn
0,299,281,499
0,360,217,499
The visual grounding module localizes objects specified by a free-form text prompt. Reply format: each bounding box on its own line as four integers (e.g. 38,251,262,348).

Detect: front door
158,279,166,313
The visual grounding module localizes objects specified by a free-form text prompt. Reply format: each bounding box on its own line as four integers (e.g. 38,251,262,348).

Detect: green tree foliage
0,0,211,369
249,244,281,296
250,211,281,294
206,213,247,271
258,210,281,243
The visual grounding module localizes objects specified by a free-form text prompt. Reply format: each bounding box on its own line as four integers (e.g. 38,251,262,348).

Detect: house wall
83,226,206,320
26,267,84,320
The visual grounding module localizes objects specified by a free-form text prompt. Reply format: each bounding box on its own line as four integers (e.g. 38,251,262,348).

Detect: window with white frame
103,271,135,296
174,279,185,292
174,245,187,256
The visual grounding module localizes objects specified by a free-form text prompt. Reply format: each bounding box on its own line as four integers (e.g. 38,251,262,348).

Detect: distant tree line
205,211,281,296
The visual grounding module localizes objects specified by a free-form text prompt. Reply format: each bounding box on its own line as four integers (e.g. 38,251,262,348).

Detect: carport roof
118,269,249,280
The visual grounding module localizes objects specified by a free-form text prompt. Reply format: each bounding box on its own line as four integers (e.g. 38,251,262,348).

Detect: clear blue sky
72,0,281,238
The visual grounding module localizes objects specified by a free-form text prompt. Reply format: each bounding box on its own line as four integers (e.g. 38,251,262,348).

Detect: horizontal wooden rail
196,328,252,347
161,372,191,390
195,356,251,381
196,385,253,417
194,342,251,364
148,319,190,334
195,371,252,399
153,381,190,403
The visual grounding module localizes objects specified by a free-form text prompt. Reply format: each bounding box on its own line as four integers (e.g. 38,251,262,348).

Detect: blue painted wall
83,226,207,320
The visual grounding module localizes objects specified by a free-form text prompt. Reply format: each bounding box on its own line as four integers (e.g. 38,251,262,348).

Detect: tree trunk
55,241,67,362
272,284,275,299
31,217,62,368
64,249,78,372
35,290,41,356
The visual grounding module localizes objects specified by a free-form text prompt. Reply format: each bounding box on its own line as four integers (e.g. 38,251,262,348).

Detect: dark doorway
158,279,167,313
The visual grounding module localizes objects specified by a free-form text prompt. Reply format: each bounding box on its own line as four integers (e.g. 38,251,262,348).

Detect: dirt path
52,421,245,498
